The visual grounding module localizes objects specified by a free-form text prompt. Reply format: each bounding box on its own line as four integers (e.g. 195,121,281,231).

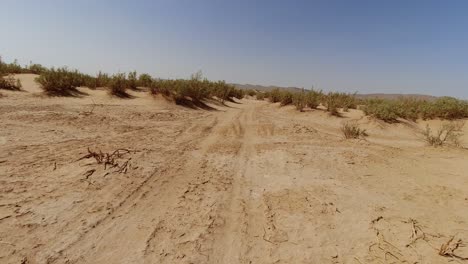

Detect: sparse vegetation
341,122,368,139
422,122,464,147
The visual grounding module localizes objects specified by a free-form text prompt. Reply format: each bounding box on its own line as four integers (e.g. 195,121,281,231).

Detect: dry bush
341,122,368,139
422,121,464,147
0,75,22,91
78,148,131,172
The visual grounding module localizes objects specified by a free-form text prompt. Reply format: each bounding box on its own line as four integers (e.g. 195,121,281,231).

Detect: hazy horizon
2,0,468,98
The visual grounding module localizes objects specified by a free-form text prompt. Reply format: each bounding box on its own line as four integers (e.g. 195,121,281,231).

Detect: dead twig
116,158,131,174
80,100,97,116
439,236,468,260
83,169,96,179
77,148,132,172
371,216,383,225
404,218,426,247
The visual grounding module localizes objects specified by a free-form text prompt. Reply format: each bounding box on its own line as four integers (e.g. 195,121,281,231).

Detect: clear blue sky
1,0,468,98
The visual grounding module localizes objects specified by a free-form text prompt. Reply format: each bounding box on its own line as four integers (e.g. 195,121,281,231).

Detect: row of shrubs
363,97,468,122
260,88,358,116
0,57,246,104
0,57,47,75
32,66,245,105
258,88,468,121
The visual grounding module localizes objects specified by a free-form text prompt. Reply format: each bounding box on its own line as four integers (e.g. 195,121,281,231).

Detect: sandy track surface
1,75,468,263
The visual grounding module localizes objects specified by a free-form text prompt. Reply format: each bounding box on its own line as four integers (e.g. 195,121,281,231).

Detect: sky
1,0,468,98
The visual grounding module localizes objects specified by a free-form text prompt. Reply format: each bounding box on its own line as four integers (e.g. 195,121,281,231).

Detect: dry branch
439,236,468,260
77,148,132,172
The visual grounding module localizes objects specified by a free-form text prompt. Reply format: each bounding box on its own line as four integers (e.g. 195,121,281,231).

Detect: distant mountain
232,83,438,100
355,93,438,101
232,83,303,93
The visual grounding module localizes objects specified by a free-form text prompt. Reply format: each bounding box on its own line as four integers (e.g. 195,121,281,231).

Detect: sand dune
1,74,467,263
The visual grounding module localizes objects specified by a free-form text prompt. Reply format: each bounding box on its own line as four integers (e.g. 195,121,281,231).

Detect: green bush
268,88,282,103
127,71,138,90
324,92,357,115
95,71,112,88
363,97,468,122
109,73,130,97
423,97,468,120
149,77,244,106
138,73,153,87
28,64,47,74
36,67,84,96
280,91,294,106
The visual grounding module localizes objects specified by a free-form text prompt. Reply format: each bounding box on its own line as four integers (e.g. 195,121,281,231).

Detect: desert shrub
422,122,464,147
127,71,138,90
28,64,47,74
109,73,130,97
256,92,266,100
36,67,85,96
290,90,322,111
306,90,322,109
324,92,357,114
228,87,244,100
280,91,294,106
149,76,243,105
208,80,235,102
364,97,468,122
149,79,174,97
268,88,282,103
341,122,368,139
293,92,306,111
138,73,153,87
0,75,22,90
363,99,400,122
95,71,111,87
2,59,23,74
245,89,257,97
324,93,341,116
421,97,468,120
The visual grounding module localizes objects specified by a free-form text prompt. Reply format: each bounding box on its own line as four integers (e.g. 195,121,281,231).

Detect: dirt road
1,75,468,263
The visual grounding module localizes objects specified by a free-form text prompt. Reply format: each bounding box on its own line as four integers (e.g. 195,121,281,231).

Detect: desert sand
1,74,468,263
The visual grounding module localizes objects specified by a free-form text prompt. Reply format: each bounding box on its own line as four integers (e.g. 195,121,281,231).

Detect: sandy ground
1,74,468,264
